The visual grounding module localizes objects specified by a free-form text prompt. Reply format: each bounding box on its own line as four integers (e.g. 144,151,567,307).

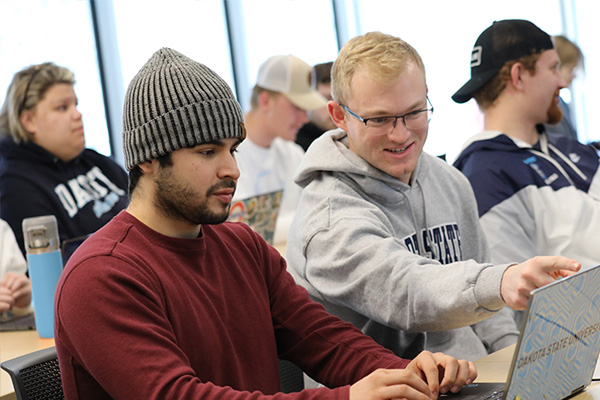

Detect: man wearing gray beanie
53,47,475,400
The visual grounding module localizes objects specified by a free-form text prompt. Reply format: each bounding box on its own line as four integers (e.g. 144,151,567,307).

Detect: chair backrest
278,359,304,393
1,347,301,397
1,346,64,400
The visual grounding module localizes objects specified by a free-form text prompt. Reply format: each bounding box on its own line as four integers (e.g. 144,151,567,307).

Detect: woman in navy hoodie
0,62,128,255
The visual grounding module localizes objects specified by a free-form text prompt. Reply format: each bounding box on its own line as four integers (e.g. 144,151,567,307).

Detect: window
112,0,234,95
3,0,594,158
354,0,564,161
572,0,599,143
238,0,338,109
0,0,110,155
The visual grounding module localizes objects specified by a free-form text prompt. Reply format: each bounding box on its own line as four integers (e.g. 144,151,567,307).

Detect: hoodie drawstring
528,133,588,185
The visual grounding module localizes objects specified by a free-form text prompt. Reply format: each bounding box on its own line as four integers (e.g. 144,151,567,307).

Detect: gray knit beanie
122,48,245,170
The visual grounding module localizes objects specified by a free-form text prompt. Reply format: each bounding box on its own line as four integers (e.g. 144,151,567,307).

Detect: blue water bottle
22,215,63,338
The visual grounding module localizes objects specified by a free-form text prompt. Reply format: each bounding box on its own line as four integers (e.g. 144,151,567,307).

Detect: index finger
0,289,14,313
530,257,580,289
2,273,29,292
540,256,580,275
1,272,19,288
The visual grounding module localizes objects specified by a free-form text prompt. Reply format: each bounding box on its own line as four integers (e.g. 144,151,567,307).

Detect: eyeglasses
341,96,434,134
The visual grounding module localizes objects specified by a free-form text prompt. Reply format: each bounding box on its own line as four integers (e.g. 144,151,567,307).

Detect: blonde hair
331,31,425,106
553,35,584,67
0,62,75,143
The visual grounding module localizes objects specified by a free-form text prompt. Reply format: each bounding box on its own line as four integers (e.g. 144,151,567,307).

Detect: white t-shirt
0,219,27,277
234,137,304,244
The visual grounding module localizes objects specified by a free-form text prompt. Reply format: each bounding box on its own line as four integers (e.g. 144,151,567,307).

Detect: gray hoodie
285,129,518,361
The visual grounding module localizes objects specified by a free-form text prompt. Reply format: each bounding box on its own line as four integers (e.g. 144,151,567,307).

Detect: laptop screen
228,190,283,245
505,264,600,399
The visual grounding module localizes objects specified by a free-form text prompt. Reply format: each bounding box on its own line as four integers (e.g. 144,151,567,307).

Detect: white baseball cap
256,55,327,111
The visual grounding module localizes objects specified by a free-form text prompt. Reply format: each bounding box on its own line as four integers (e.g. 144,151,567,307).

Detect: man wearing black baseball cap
452,20,555,104
453,20,600,308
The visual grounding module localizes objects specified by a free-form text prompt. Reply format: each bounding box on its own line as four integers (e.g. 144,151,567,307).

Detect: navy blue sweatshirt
0,138,129,255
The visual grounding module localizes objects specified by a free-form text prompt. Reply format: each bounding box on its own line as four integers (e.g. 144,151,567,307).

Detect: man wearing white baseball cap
234,55,327,244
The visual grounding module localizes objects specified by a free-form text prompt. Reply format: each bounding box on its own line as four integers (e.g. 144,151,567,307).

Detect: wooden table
0,330,54,400
473,343,515,383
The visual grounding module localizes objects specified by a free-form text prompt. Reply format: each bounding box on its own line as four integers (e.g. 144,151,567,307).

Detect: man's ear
509,63,526,91
138,160,157,175
257,90,273,110
328,101,349,132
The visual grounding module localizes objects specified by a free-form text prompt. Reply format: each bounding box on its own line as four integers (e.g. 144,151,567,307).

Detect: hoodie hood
453,131,518,171
294,129,426,202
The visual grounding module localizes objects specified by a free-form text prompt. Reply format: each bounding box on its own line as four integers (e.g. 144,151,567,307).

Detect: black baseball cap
452,19,554,104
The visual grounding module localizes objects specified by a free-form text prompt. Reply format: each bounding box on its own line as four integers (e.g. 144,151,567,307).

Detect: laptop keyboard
483,391,503,400
438,384,505,399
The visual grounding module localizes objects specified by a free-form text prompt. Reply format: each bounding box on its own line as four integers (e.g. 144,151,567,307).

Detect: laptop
0,311,36,331
228,190,283,245
441,264,600,399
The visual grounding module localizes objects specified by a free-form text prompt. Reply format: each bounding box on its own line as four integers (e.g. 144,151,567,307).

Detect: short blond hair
331,31,425,106
0,62,75,143
553,35,584,67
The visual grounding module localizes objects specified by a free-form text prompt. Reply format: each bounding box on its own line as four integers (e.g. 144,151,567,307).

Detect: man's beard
547,93,564,125
154,167,235,226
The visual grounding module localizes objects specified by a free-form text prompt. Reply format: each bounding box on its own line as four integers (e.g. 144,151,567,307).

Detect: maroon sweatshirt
55,211,409,399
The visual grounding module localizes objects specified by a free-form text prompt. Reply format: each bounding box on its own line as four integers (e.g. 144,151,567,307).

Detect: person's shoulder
234,137,269,164
206,221,262,242
0,141,49,173
550,135,599,156
79,149,127,177
80,148,123,167
422,152,467,177
203,222,274,258
72,213,128,251
418,152,476,190
456,137,527,181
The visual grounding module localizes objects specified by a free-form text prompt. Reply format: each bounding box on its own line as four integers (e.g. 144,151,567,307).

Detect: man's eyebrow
406,98,427,111
367,99,426,117
192,138,244,148
195,140,226,147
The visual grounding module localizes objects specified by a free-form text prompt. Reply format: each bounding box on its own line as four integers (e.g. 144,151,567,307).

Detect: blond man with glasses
285,31,581,364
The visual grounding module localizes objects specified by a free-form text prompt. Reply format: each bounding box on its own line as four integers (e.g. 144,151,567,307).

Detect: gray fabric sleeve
302,215,510,332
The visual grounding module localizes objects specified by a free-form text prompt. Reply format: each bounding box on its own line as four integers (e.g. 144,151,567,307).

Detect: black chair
0,346,64,400
1,347,300,397
278,359,304,393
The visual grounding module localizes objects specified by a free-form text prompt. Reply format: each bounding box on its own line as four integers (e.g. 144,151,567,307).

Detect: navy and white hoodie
454,131,600,269
0,138,129,255
286,129,518,361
